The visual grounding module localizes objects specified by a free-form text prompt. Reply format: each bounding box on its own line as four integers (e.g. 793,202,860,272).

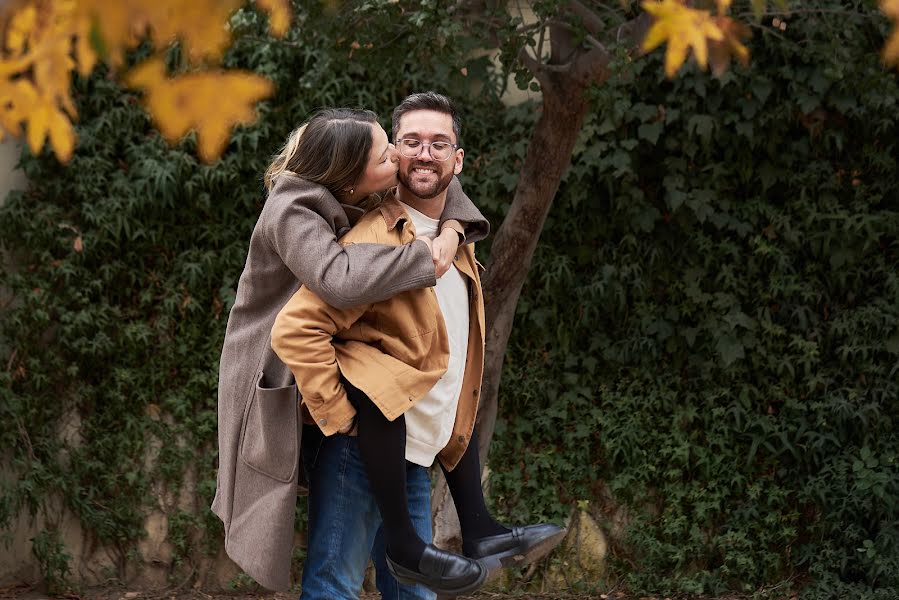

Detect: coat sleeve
271,285,368,436
439,176,490,245
264,195,437,309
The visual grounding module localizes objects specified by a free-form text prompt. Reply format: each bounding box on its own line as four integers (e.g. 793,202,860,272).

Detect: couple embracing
212,92,564,599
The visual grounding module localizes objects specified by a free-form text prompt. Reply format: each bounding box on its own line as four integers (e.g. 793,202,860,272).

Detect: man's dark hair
392,91,462,145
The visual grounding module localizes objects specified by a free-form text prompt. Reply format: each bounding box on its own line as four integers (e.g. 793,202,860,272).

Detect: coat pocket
239,371,299,483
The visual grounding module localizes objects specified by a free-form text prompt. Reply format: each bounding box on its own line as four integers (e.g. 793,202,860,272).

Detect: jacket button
408,395,414,402
318,418,327,426
454,254,460,261
457,435,465,443
473,388,479,397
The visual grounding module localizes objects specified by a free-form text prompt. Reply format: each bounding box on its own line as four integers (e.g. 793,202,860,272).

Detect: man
273,92,564,600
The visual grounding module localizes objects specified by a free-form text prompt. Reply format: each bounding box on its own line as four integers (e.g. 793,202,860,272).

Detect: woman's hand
338,415,357,435
432,228,460,278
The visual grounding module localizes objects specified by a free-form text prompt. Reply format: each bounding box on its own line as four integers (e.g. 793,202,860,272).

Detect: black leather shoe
463,523,567,571
386,543,487,597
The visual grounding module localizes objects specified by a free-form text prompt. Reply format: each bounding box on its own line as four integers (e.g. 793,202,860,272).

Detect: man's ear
453,149,464,175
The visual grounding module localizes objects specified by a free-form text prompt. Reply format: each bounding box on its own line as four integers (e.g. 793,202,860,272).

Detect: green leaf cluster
486,2,899,598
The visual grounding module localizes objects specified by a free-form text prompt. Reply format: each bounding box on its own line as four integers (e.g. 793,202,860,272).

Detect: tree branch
567,0,605,36
536,20,547,64
585,33,608,53
573,43,614,85
616,12,653,51
518,45,544,77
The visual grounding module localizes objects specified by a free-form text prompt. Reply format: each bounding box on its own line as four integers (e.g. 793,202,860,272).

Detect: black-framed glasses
395,139,459,161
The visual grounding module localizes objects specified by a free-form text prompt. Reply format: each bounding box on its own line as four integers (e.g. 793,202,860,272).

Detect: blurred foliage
0,1,897,599
0,0,290,162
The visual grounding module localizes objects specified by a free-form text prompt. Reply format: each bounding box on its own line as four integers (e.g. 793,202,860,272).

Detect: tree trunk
476,78,593,462
433,63,607,547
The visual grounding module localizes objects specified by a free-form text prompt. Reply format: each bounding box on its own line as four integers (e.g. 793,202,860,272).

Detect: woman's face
350,123,399,200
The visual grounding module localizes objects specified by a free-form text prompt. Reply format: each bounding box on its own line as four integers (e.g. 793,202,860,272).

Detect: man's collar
377,189,409,232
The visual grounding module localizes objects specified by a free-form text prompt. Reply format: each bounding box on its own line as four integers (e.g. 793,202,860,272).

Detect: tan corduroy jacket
271,193,486,471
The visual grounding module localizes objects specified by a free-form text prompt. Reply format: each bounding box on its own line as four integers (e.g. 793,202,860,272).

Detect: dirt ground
0,583,732,600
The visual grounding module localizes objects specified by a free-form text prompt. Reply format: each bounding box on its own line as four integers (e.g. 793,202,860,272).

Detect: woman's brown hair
264,108,378,200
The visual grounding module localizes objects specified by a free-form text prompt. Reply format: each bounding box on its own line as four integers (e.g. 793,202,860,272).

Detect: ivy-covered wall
1,2,897,599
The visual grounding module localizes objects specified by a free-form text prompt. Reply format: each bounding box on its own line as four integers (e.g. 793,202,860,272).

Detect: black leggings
344,380,506,567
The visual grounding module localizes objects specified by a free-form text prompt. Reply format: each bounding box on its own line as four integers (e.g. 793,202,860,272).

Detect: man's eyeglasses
395,139,459,161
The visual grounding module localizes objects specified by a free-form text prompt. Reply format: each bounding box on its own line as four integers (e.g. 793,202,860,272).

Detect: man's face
395,109,463,200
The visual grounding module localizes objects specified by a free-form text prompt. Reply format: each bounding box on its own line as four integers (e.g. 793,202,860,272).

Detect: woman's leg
441,427,566,570
300,425,381,600
346,380,426,569
439,426,509,551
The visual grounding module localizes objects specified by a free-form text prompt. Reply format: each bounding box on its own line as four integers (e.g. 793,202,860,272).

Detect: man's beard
398,163,454,199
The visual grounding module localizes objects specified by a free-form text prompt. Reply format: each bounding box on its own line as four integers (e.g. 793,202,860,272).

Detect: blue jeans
300,425,436,600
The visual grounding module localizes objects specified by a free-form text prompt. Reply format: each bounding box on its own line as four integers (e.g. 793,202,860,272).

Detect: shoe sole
478,528,568,579
387,559,488,597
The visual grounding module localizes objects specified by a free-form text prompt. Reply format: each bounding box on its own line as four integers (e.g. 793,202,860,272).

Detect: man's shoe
463,523,567,572
386,543,487,597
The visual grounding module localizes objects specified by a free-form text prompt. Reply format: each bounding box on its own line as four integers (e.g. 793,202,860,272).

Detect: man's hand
432,228,460,278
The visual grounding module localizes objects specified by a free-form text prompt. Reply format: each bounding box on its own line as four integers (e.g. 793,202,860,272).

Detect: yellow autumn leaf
77,0,243,64
35,37,77,115
642,0,725,78
24,94,76,162
27,102,50,155
256,0,293,37
48,105,76,162
74,16,97,76
143,0,240,62
6,5,38,56
882,0,899,67
709,15,752,76
126,57,274,163
73,0,136,65
0,79,38,137
126,58,192,140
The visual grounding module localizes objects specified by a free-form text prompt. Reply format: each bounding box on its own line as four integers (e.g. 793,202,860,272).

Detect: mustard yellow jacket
271,193,485,470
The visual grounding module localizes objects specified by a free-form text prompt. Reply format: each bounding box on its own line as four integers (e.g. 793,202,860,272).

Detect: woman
211,107,488,596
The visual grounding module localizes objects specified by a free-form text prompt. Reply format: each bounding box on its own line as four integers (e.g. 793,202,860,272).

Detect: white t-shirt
399,202,470,467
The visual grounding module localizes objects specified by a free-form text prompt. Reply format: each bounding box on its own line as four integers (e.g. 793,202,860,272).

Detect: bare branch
515,21,543,35
517,45,543,75
585,33,608,53
536,20,547,64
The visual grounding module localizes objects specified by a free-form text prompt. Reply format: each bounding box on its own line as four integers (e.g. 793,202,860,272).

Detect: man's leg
300,426,382,600
372,462,436,600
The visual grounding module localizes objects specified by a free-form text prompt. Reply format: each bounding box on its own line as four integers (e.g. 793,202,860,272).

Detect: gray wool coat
211,173,488,591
